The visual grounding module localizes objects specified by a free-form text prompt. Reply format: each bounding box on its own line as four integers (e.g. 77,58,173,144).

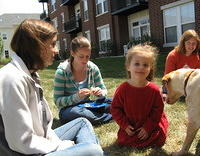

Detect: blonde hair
69,36,91,64
175,29,200,54
125,43,158,81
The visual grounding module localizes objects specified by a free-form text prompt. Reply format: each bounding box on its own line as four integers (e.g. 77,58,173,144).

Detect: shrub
0,57,11,65
0,37,3,58
127,34,152,49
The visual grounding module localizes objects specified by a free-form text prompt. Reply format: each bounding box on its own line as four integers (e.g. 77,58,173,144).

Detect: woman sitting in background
164,29,200,75
53,36,112,125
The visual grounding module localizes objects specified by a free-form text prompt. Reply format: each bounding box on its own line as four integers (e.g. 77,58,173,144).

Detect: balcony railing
64,16,81,34
111,0,148,15
61,0,79,6
38,0,48,3
40,11,50,22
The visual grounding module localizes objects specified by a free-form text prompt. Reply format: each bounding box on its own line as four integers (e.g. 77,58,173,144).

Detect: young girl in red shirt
111,44,168,148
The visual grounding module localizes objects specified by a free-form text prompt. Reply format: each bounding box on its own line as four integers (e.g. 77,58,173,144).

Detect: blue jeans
59,97,112,125
60,106,112,125
45,118,103,156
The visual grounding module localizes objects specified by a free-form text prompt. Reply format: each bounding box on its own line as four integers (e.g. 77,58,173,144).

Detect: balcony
40,11,50,22
64,16,81,34
61,0,79,6
38,0,48,2
111,0,148,15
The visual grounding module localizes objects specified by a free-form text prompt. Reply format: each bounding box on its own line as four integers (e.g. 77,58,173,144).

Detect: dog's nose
166,97,175,104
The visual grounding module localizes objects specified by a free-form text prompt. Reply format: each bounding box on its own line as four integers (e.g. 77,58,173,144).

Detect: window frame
61,13,65,32
97,24,111,54
51,0,56,12
52,17,58,30
2,33,7,40
162,1,195,47
96,0,108,16
131,18,150,40
83,0,89,21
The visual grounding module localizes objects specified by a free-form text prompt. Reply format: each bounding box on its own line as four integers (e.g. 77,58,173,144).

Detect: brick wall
195,1,200,34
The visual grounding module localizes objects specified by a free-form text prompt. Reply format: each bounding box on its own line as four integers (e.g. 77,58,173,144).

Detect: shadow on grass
195,140,200,155
103,142,170,156
147,147,169,156
52,118,62,129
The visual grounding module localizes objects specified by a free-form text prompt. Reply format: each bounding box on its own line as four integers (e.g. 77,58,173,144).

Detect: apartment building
0,14,40,58
39,0,148,57
39,0,200,57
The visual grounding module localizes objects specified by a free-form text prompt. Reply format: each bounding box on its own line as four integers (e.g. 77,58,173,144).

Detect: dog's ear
162,74,171,85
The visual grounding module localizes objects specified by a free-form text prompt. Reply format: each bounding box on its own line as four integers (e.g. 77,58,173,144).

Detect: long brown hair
125,43,158,81
11,19,57,70
175,29,200,54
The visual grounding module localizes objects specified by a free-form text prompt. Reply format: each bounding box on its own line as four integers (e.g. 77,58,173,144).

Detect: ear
70,50,74,57
162,74,171,85
126,64,130,71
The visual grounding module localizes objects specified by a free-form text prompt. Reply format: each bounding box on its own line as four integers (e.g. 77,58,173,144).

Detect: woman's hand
91,87,102,96
125,125,135,136
137,127,148,140
78,88,91,99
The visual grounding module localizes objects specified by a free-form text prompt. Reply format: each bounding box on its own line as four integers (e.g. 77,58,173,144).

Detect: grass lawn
1,54,200,155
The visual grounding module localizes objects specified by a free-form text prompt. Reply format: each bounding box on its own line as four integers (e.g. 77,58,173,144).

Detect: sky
0,0,44,15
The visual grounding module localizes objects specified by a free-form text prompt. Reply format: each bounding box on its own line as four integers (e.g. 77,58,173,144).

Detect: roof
0,13,40,28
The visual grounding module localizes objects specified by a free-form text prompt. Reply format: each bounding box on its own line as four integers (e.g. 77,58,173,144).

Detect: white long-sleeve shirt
0,53,61,154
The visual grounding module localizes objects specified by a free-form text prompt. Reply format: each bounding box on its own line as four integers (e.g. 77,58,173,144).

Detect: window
163,2,195,45
83,0,89,21
97,25,110,53
52,18,58,29
63,38,67,50
61,13,65,32
131,18,150,40
4,50,9,58
57,41,60,51
2,33,7,40
51,0,56,11
84,30,91,41
96,0,108,15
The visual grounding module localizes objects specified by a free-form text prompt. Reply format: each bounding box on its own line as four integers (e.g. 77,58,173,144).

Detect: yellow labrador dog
162,68,200,156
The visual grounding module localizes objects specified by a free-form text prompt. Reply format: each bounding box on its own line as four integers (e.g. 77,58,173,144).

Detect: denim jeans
59,97,112,125
45,118,103,156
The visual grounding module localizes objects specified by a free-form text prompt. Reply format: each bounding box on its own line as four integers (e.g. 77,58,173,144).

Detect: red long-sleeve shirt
111,82,168,148
165,50,200,74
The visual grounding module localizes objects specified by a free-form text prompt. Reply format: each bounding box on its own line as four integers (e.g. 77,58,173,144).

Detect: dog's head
162,70,185,104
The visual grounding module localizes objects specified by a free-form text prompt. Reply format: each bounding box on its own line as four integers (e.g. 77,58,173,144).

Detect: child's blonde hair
125,43,158,81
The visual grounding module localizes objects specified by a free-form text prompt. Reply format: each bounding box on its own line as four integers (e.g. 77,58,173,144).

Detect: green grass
1,54,200,155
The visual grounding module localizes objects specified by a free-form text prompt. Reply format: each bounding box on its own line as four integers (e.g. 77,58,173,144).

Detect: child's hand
137,127,148,140
78,88,91,99
125,125,135,136
91,87,102,96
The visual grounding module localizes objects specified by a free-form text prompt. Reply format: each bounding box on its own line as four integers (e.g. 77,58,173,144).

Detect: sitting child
111,44,168,148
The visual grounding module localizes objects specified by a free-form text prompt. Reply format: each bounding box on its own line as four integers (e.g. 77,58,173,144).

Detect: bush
0,57,11,65
0,37,3,58
127,34,152,48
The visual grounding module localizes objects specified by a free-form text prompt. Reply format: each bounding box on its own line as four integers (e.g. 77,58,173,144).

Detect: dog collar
184,70,195,96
